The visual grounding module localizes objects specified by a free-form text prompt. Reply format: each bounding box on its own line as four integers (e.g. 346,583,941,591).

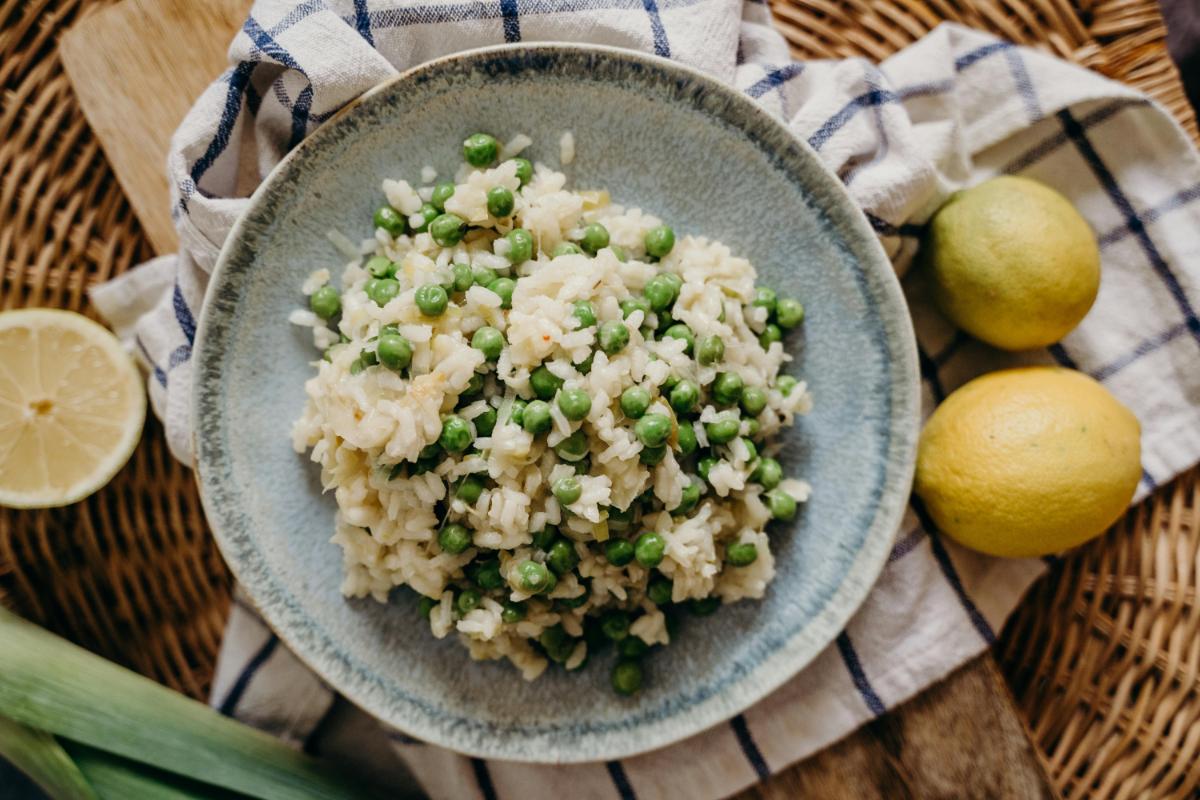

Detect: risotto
291,133,812,694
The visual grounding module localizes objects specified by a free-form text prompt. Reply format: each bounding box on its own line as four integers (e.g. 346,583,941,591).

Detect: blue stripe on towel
836,632,886,716
218,634,279,716
606,761,637,800
641,0,670,58
1058,108,1200,350
470,758,498,800
730,714,771,780
745,63,804,99
500,0,521,42
911,500,997,644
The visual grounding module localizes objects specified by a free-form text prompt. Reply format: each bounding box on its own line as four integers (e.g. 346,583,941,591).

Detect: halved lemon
0,309,146,508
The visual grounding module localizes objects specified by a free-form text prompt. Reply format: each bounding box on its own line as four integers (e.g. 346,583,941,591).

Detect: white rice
291,135,812,687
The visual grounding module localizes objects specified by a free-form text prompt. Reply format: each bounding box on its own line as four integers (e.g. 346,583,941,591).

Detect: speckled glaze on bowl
194,44,919,764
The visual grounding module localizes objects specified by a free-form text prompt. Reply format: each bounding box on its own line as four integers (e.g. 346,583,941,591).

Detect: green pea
554,242,582,257
451,262,474,292
472,264,498,287
456,474,485,504
635,531,666,567
697,335,724,365
574,455,591,474
509,398,527,426
410,203,439,233
418,442,441,462
310,285,341,319
454,587,481,615
471,326,505,361
554,429,589,462
662,323,694,355
430,213,467,247
415,284,449,316
358,348,379,369
439,416,473,452
744,418,761,437
418,596,437,619
374,205,405,237
604,538,635,566
558,585,590,609
660,374,679,393
660,272,683,295
486,185,514,218
645,225,675,258
675,423,697,456
726,542,758,567
575,353,594,375
759,323,782,349
647,574,673,605
654,310,675,334
606,505,633,533
712,372,744,406
579,222,610,255
473,558,505,590
473,407,497,437
639,445,666,466
674,481,701,515
509,157,533,186
697,456,719,480
540,624,575,663
521,399,552,434
776,375,798,396
431,181,455,212
619,636,649,659
377,333,413,371
505,228,533,264
571,300,596,328
752,286,777,315
438,523,472,554
689,596,720,616
501,600,527,623
598,320,629,355
463,133,498,167
531,526,559,552
516,559,553,593
751,457,782,490
705,417,740,445
547,539,579,576
612,660,643,695
620,386,651,419
365,255,395,278
530,365,563,400
766,489,797,521
620,296,650,320
557,387,591,420
669,380,699,414
634,414,671,448
486,277,516,309
741,438,758,461
552,476,582,505
776,297,804,329
367,277,400,307
643,274,677,312
600,610,630,641
462,372,484,399
740,386,768,416
610,244,629,263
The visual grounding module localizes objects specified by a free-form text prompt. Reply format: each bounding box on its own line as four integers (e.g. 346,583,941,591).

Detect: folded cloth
90,2,1200,798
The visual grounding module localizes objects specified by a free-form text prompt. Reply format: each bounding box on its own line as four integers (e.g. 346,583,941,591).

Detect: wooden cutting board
58,3,1058,797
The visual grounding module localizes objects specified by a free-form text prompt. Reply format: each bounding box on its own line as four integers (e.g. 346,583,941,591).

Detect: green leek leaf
0,715,97,800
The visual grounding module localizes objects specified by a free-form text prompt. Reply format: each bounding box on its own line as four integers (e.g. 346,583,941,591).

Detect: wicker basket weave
1,0,1197,796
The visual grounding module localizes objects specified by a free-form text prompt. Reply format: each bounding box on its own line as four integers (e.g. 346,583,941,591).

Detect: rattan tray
2,1,1197,796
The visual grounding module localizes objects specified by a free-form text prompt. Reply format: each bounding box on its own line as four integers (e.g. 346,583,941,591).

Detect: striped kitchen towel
90,2,1200,799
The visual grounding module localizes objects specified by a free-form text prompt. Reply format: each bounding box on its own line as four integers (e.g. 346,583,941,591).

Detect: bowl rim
193,41,920,764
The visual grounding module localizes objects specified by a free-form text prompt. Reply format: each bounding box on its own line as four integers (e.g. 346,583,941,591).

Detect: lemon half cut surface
0,309,145,509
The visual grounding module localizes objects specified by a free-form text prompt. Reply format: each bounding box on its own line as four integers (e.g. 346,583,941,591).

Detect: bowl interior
194,44,918,763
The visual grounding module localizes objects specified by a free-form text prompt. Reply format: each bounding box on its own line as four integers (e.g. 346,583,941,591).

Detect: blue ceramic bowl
194,44,918,763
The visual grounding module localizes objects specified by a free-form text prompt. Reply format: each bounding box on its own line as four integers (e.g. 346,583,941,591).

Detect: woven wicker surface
0,0,1196,796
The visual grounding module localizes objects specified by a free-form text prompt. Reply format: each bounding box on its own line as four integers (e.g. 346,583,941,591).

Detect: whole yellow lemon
914,367,1140,557
921,176,1100,351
